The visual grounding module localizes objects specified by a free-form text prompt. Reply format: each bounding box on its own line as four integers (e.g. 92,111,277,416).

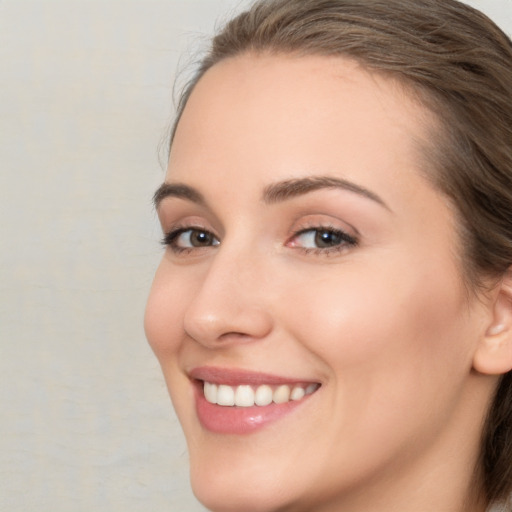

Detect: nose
183,247,274,347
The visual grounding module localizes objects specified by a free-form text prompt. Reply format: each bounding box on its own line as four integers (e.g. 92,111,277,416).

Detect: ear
473,269,512,375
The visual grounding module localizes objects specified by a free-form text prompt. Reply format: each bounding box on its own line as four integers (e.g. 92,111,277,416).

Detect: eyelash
161,225,358,255
161,225,219,254
289,225,358,255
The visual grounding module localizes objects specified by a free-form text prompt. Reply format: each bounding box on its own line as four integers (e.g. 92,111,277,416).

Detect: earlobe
473,269,512,375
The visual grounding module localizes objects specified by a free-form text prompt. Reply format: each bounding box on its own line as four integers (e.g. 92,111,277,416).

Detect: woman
145,0,512,510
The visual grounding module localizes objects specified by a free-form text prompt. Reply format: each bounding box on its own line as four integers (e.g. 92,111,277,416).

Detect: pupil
192,231,210,246
315,230,340,248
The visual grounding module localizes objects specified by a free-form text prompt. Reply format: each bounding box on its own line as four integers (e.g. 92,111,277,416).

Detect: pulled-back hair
170,0,512,505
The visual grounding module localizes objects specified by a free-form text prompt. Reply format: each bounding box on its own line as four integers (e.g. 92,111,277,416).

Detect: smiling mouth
202,381,320,407
190,367,321,433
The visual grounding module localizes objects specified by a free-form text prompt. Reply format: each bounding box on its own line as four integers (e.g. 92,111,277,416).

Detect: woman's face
145,55,492,511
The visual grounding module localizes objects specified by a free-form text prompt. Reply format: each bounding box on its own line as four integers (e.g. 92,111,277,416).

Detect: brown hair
170,0,512,505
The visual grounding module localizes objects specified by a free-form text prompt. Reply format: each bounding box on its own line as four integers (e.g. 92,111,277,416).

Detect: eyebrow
153,175,390,211
153,183,206,209
263,176,390,210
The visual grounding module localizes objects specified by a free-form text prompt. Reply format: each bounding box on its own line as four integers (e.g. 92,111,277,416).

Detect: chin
192,479,285,512
189,454,305,512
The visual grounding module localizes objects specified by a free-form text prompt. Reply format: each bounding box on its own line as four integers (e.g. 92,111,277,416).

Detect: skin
145,54,500,512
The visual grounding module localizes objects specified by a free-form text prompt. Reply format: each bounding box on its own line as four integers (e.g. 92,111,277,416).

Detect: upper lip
189,366,319,386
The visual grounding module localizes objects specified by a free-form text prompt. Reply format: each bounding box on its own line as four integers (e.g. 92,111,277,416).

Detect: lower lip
194,382,313,435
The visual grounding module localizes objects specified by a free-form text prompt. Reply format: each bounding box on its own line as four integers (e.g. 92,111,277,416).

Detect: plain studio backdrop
0,1,510,511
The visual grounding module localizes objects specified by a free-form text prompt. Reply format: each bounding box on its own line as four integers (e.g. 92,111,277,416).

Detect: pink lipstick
190,367,320,434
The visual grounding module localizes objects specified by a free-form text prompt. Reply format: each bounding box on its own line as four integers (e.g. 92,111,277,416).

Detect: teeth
290,386,305,401
273,385,290,404
204,382,217,404
203,381,319,407
305,383,318,395
254,384,273,406
234,385,255,407
217,384,235,406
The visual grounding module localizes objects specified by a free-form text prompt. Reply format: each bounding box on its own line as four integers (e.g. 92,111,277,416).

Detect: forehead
168,53,436,202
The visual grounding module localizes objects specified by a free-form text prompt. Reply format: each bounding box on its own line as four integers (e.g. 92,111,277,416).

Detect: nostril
184,300,274,347
218,331,251,341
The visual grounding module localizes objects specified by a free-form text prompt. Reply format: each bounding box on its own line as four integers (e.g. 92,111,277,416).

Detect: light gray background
1,1,510,511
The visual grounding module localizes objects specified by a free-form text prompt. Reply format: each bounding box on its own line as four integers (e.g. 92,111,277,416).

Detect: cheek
144,263,196,425
286,257,474,405
276,260,476,476
144,262,186,360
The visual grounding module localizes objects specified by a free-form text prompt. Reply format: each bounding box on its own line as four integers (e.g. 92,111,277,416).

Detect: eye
162,227,220,252
289,227,357,252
